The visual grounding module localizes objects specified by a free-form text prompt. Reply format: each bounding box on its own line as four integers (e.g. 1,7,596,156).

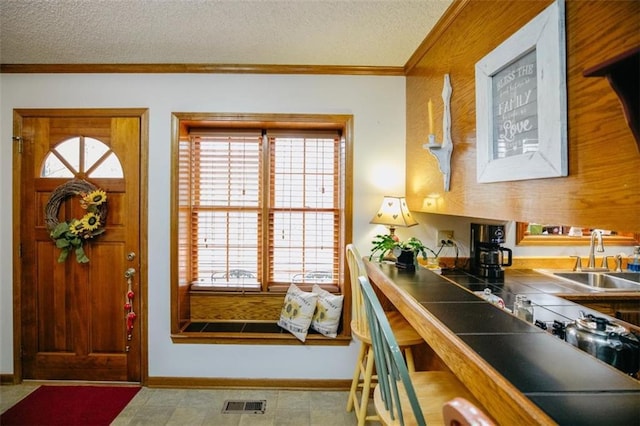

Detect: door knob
124,268,136,279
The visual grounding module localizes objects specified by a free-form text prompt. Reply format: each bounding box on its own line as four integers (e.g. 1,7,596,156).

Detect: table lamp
370,196,418,240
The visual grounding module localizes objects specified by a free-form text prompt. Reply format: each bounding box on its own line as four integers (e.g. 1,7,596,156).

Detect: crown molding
404,0,470,74
0,63,405,76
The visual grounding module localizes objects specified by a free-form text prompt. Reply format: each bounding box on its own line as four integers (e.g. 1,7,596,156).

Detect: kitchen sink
606,272,640,283
553,271,640,291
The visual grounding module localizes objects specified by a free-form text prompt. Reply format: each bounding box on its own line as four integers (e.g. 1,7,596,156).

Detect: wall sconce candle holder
422,74,453,192
423,193,440,208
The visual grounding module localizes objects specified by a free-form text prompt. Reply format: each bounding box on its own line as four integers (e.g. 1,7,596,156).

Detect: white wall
2,73,633,379
0,73,407,378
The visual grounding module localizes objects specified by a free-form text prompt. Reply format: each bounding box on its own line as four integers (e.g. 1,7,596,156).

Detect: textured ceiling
0,0,453,67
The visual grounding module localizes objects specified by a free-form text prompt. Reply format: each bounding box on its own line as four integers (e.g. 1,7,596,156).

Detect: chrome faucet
614,253,624,272
571,255,582,271
585,230,607,271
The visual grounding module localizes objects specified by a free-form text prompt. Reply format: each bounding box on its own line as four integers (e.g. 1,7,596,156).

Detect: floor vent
222,399,267,414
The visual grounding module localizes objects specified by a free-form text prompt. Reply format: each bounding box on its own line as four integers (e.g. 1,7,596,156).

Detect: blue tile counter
364,260,640,426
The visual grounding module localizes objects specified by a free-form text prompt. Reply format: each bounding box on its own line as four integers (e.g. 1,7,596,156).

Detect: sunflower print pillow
311,284,344,338
277,284,318,342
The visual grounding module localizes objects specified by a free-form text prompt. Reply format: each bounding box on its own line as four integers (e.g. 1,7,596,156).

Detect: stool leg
404,346,416,372
346,341,367,412
356,344,375,426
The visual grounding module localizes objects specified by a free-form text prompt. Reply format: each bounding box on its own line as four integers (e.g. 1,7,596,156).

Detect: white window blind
182,128,342,292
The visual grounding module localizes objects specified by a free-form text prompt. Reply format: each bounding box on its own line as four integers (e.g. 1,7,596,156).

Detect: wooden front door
14,109,146,382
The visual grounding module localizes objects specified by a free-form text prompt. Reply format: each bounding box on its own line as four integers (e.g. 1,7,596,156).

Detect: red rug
0,385,141,426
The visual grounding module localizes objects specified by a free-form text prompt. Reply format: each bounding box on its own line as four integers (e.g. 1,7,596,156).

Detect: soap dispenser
628,246,640,272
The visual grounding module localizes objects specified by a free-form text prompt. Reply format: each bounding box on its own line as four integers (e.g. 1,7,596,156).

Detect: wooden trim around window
171,331,352,346
170,112,354,344
516,222,640,246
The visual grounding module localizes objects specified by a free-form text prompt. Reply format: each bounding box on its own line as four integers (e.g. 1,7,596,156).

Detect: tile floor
1,382,376,425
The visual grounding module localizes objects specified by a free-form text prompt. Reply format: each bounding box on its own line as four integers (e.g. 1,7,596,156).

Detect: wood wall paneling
190,293,284,321
406,0,640,233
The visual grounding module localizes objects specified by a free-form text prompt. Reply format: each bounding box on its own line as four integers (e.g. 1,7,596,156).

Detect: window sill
171,321,352,346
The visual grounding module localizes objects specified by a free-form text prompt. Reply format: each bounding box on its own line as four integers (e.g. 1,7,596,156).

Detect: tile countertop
440,268,640,330
365,261,640,426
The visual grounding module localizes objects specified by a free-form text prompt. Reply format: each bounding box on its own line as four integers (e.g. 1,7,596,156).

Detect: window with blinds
179,127,344,292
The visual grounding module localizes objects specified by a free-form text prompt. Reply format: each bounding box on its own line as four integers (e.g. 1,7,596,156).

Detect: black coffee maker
470,223,512,281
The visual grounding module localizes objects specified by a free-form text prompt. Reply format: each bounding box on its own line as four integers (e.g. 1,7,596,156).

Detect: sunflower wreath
45,179,108,263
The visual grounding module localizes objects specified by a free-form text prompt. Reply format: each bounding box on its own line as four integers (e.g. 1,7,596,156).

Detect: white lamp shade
370,196,418,228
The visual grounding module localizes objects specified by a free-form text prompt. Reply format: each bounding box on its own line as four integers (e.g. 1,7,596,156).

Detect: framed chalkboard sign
475,0,567,183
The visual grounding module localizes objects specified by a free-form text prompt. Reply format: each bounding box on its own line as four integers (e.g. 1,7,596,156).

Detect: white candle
428,99,434,135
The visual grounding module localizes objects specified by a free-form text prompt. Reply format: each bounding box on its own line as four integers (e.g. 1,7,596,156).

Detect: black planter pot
395,249,416,270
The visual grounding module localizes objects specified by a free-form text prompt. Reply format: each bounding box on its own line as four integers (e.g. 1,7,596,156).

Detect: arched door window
41,136,123,178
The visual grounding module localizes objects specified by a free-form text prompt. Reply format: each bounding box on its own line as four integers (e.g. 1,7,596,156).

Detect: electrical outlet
437,230,454,246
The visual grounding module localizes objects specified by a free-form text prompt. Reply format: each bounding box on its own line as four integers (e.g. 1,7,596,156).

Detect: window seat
174,320,351,345
184,286,350,345
189,288,344,321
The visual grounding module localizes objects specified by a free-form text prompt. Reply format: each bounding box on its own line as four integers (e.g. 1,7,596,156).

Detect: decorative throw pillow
277,284,318,342
311,284,344,338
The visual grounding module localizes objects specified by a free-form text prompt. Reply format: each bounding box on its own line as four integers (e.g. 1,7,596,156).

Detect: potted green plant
369,235,438,270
